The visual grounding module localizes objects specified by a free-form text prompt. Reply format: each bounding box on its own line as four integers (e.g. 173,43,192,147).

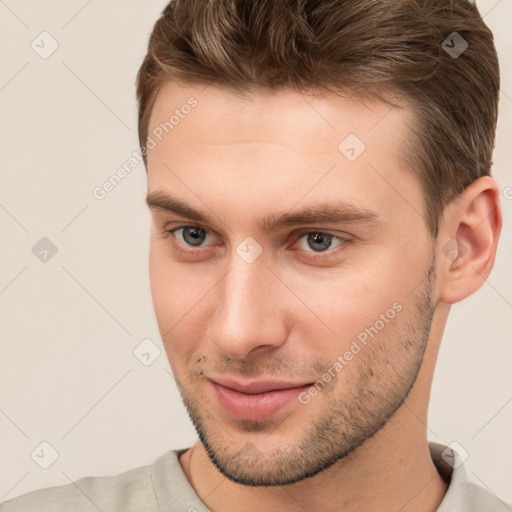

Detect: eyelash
160,224,352,262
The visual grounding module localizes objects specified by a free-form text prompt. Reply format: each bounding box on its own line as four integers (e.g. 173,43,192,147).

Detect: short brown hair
136,0,500,236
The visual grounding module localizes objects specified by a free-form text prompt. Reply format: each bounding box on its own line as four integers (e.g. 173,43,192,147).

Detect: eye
294,231,348,255
167,225,212,247
161,224,351,262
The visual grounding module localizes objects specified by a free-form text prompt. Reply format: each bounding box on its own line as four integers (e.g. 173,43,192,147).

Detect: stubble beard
177,258,438,486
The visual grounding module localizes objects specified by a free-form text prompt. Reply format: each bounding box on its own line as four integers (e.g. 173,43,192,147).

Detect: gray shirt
0,442,510,511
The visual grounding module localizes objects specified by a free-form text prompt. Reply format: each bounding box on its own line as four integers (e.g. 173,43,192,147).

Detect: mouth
208,376,313,421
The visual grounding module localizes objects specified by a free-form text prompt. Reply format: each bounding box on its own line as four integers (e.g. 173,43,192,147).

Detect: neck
180,420,448,512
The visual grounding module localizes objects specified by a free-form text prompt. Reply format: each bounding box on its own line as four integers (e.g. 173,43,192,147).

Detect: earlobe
437,176,502,305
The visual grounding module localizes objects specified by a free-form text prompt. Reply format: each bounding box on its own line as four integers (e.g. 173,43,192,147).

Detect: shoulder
0,462,156,512
429,442,511,512
466,482,512,512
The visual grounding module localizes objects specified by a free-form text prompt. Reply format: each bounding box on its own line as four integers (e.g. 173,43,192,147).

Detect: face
146,82,438,486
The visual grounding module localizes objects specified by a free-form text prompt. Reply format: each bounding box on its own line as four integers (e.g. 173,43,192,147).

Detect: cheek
149,242,187,343
149,241,174,323
278,250,421,354
148,238,198,311
148,240,213,363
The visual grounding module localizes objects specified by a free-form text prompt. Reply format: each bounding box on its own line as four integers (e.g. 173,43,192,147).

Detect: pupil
308,233,332,252
184,227,205,246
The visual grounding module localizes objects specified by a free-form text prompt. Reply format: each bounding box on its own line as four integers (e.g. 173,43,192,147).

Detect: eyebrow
146,191,380,232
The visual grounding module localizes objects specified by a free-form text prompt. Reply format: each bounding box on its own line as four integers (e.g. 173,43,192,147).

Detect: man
1,0,509,510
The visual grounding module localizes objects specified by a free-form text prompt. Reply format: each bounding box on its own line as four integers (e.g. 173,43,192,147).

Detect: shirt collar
152,442,472,511
429,441,470,511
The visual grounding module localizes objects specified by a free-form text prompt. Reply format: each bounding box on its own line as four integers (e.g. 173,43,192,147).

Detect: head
137,0,502,486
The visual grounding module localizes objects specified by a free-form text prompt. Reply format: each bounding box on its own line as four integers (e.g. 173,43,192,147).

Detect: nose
206,256,289,359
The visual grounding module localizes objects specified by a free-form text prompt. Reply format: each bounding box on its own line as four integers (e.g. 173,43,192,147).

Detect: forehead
147,81,410,154
145,81,424,233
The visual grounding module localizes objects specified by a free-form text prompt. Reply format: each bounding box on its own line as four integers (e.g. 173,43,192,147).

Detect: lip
209,377,313,421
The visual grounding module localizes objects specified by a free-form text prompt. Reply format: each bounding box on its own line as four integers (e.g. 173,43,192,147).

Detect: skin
145,81,502,512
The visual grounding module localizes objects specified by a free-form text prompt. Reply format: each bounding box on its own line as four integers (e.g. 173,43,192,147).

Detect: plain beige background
1,0,511,504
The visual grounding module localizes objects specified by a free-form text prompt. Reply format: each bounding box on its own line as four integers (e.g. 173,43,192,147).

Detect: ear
437,176,503,304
